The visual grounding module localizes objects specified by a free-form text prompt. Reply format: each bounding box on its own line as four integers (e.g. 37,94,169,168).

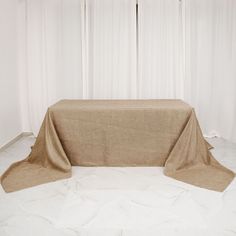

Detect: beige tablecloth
1,100,235,192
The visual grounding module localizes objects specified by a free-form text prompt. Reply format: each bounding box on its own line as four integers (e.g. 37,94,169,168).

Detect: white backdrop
138,0,184,99
19,0,84,134
184,0,236,142
86,0,137,99
18,0,236,143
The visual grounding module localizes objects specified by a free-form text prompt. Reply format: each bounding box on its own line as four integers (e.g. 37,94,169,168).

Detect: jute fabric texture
1,100,234,192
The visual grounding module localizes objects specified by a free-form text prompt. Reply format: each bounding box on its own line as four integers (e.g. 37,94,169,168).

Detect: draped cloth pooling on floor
1,100,235,192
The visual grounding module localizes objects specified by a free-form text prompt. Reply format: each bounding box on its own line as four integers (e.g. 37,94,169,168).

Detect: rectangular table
1,100,234,192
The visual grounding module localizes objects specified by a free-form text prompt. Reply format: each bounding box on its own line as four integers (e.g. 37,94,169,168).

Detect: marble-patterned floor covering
0,136,236,236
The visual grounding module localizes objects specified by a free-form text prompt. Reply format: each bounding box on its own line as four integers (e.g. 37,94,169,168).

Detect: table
1,100,234,192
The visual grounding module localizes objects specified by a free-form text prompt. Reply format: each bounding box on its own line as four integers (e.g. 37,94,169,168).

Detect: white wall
0,0,22,147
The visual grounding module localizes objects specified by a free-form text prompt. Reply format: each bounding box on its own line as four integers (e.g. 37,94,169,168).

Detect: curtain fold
138,0,184,99
86,0,137,99
183,0,236,142
24,0,83,134
18,0,236,143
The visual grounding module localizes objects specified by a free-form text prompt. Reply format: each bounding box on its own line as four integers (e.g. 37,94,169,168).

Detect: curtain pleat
184,0,236,142
18,0,236,143
86,0,137,99
25,0,83,134
138,0,184,99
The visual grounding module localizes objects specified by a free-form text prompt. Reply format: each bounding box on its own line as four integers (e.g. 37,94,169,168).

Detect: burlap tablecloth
1,100,234,192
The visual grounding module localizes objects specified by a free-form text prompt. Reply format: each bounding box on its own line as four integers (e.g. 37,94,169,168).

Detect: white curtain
184,0,236,142
18,0,236,143
86,0,137,99
19,0,137,134
20,0,84,134
138,0,184,99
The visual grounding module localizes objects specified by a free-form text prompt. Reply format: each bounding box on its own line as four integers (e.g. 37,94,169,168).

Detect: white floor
0,136,236,236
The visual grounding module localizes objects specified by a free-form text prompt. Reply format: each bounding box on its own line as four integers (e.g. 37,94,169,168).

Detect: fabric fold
1,109,72,193
164,110,235,191
1,100,235,193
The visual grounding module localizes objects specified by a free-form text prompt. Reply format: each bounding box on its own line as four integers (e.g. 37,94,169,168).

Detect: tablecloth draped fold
164,110,234,191
1,100,234,192
0,109,72,193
